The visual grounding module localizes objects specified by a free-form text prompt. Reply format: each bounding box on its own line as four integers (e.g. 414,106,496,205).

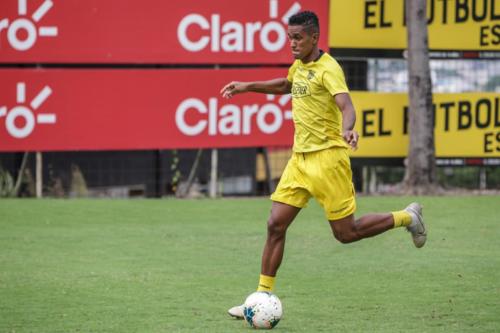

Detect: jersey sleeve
287,61,298,83
323,61,349,96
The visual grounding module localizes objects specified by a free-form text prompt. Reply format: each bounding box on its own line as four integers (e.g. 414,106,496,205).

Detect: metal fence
368,59,500,93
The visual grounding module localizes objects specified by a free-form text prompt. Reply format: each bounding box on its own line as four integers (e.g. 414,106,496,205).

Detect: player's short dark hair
288,11,319,35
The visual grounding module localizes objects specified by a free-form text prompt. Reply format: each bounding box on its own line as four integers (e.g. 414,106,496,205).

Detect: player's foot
404,202,427,248
227,304,244,319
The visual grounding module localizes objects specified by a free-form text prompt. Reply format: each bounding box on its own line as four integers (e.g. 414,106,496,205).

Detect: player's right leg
228,201,301,319
228,153,310,319
260,201,302,277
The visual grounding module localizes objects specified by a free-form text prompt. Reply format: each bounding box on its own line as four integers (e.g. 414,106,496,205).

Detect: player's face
287,25,318,61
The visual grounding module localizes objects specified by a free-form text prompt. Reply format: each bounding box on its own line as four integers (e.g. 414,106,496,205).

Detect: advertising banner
329,0,500,58
0,68,294,151
1,69,498,159
350,92,500,158
0,0,328,64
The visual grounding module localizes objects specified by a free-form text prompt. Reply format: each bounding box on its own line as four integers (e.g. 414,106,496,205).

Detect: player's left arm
335,93,359,150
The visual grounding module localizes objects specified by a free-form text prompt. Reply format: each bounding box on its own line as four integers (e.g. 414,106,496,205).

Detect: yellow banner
329,0,500,51
350,92,500,157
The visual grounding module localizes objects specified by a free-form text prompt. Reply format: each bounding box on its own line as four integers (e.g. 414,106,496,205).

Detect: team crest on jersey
307,70,316,80
291,82,310,98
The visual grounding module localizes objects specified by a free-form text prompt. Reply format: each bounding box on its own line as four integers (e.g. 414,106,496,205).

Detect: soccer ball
243,291,283,329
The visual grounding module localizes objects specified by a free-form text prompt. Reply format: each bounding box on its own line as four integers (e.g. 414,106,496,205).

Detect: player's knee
332,221,360,244
267,217,287,238
333,230,358,244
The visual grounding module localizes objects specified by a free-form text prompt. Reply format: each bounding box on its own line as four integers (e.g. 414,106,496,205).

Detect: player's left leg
313,147,426,247
329,203,426,247
329,213,392,243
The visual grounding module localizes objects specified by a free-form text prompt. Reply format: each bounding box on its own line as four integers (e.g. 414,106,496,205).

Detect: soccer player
220,11,426,319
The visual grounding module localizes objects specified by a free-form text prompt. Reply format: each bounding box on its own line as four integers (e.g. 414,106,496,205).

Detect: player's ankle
391,210,412,228
257,274,275,292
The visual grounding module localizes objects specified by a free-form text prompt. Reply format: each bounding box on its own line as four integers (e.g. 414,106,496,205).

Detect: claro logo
177,0,301,53
0,0,58,51
0,82,56,138
176,95,292,136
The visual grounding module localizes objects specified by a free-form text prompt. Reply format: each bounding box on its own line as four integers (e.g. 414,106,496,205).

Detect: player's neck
301,48,321,64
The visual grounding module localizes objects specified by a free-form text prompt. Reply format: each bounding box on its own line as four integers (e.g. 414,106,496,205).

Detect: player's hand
343,130,359,151
220,81,247,99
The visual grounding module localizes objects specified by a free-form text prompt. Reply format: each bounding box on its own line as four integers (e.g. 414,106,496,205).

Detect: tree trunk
403,0,439,195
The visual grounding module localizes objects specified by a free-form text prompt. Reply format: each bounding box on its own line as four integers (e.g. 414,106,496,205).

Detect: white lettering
175,97,290,136
8,18,37,51
219,104,240,134
208,98,218,135
245,22,262,52
242,104,259,134
177,14,210,52
176,3,290,54
0,19,8,48
221,21,243,52
6,106,35,138
257,104,282,133
260,21,286,52
211,14,220,52
175,98,208,136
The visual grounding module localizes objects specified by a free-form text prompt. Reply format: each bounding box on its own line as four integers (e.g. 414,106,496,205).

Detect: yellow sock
257,274,275,292
392,210,412,227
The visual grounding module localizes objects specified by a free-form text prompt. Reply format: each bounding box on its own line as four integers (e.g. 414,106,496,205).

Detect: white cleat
227,304,245,319
405,202,427,248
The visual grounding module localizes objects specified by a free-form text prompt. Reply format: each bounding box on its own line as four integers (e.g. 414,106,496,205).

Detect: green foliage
0,197,499,332
486,167,500,189
484,75,500,92
371,166,499,189
374,166,405,184
438,167,479,189
0,165,14,197
170,150,181,194
437,167,500,189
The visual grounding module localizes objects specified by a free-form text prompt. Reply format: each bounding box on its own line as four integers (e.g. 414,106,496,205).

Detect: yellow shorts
270,147,356,220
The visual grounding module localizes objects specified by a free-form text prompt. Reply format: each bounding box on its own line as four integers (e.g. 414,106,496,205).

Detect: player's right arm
220,78,291,99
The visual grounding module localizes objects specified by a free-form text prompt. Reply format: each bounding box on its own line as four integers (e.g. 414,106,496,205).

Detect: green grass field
1,196,499,332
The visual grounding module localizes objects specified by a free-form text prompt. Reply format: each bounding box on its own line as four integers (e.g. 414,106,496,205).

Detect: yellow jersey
287,52,349,152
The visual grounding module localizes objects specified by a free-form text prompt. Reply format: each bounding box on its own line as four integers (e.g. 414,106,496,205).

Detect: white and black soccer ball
243,291,283,329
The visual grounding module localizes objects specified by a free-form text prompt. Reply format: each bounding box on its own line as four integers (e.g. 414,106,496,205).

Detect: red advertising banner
0,0,328,64
0,68,295,151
